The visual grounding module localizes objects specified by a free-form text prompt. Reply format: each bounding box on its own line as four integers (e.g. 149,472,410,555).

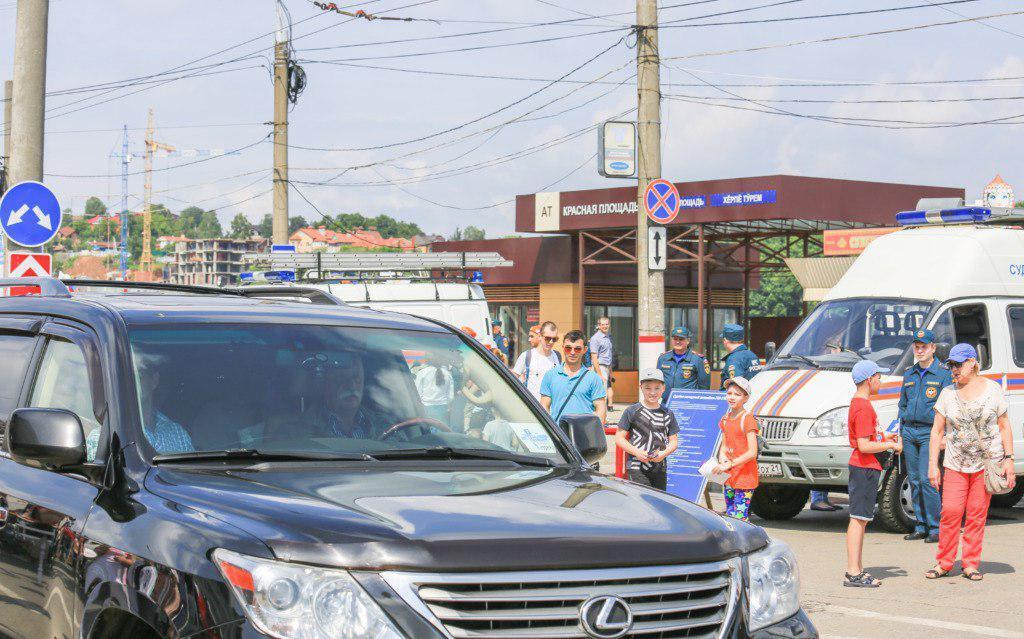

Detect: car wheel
876,468,915,533
750,485,810,521
990,481,1024,509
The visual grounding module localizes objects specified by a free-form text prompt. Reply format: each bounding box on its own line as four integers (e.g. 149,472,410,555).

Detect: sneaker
810,501,839,512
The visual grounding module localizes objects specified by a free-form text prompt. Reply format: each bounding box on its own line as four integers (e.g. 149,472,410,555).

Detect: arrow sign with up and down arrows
648,225,666,271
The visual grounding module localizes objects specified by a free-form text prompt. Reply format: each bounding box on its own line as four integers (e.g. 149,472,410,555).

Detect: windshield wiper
152,449,378,464
780,353,820,369
370,446,555,468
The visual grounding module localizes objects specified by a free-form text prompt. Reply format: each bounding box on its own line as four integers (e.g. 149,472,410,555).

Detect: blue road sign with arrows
0,181,62,248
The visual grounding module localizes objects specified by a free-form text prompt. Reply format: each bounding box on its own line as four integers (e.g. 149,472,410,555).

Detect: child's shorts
724,486,752,521
848,465,881,521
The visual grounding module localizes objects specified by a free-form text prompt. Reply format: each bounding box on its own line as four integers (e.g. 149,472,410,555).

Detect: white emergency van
749,202,1024,531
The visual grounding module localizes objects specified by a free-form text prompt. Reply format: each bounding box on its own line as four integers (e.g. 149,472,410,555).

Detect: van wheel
750,486,809,521
876,469,915,533
990,481,1024,509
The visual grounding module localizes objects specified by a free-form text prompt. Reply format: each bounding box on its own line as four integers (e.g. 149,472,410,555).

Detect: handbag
954,388,1012,495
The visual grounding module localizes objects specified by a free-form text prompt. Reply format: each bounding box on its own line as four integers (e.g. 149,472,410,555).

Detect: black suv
0,278,815,639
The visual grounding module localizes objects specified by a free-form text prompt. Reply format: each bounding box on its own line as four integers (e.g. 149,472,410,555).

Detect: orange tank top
719,409,760,490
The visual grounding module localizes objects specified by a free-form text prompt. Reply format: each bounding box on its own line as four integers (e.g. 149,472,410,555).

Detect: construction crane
141,108,176,274
138,109,238,275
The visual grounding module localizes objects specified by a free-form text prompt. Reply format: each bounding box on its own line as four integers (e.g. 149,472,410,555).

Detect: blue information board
664,389,729,503
709,189,777,207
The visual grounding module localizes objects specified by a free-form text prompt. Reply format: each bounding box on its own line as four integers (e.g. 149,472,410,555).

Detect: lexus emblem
580,595,633,639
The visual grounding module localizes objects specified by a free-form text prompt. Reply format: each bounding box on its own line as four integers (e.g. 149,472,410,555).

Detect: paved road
747,495,1024,639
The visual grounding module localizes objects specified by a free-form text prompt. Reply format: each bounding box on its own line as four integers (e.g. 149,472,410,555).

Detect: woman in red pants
925,343,1016,582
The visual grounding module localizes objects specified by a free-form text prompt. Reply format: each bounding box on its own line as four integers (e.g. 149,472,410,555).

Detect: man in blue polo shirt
657,326,710,402
898,328,953,543
541,330,607,425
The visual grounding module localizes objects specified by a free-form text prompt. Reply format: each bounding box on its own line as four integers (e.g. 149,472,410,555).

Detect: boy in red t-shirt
844,360,902,588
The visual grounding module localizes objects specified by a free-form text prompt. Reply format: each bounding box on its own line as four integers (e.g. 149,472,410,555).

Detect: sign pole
635,0,664,371
2,80,12,277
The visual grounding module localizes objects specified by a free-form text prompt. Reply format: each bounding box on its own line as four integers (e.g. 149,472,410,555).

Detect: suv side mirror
558,414,607,465
764,341,776,361
7,408,86,470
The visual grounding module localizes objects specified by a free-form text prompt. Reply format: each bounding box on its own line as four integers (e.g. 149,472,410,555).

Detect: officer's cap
720,323,744,342
491,319,502,327
670,326,692,339
912,328,935,344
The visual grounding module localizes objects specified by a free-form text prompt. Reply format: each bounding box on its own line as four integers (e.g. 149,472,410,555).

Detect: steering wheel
378,417,451,441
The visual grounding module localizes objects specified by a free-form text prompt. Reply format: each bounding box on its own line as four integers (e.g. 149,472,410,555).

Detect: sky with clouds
2,0,1023,236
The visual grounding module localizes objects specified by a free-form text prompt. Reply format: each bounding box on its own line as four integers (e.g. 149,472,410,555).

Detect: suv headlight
746,539,801,631
213,549,404,639
808,407,847,438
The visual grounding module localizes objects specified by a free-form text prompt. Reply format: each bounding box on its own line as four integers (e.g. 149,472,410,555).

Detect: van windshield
776,298,935,372
126,324,567,464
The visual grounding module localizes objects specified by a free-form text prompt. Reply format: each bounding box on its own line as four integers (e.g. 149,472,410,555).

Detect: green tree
197,211,223,238
230,213,254,239
288,215,309,235
84,196,107,218
179,206,205,238
449,227,463,241
747,236,805,318
462,225,486,241
256,214,273,238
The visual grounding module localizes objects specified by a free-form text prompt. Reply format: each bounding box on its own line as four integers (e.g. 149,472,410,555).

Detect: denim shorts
848,465,881,521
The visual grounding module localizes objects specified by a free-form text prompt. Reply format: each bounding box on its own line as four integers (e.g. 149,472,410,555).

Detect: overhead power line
663,9,1024,61
661,0,986,28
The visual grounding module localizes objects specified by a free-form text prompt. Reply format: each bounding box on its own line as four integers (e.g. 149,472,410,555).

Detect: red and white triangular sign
5,252,52,296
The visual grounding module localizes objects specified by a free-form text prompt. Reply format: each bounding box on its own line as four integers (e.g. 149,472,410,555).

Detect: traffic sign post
648,226,666,271
6,251,52,296
0,181,62,248
644,179,680,225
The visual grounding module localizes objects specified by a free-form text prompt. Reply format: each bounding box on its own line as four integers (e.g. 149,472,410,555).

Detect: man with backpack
513,321,561,401
540,330,607,425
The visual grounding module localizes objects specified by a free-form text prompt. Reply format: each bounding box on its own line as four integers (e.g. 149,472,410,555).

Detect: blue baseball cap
721,323,744,341
852,360,889,385
912,328,936,344
946,343,978,364
491,319,501,326
670,326,692,339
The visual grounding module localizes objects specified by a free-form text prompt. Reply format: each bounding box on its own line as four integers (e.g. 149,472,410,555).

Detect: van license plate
758,462,784,477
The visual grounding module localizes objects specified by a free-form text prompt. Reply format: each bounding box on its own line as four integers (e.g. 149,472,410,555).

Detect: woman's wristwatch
1002,454,1014,461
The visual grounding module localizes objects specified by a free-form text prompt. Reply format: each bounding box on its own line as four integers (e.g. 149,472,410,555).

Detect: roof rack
0,277,72,298
64,279,242,296
232,285,345,306
243,251,512,273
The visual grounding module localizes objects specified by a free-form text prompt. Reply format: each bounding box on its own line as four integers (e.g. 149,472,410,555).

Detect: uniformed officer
720,323,760,388
657,326,711,402
897,328,953,543
491,320,510,359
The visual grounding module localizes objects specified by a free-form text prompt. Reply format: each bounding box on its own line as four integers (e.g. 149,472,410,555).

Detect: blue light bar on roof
896,206,992,226
240,270,296,283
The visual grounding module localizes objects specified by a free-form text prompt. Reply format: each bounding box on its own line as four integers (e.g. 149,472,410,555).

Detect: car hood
144,463,767,571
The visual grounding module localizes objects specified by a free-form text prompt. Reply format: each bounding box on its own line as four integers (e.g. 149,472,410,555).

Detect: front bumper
757,442,851,489
233,608,819,639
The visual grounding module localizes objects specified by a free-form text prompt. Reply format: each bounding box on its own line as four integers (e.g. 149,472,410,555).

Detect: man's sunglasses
563,344,585,354
543,336,559,343
947,360,970,369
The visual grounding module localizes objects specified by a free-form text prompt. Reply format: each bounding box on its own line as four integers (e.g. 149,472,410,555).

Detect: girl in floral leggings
715,377,760,521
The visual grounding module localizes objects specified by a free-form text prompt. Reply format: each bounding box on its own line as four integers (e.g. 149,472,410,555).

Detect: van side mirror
764,341,776,361
558,414,608,465
7,408,87,470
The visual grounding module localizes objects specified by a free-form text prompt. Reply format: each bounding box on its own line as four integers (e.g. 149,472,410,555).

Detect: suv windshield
126,324,567,464
776,298,935,372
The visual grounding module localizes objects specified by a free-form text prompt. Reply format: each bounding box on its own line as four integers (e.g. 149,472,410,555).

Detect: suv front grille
757,418,799,442
382,562,738,639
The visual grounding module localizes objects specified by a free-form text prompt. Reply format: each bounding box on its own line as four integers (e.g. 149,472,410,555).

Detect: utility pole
272,3,290,245
2,80,12,274
7,0,49,277
635,0,664,371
